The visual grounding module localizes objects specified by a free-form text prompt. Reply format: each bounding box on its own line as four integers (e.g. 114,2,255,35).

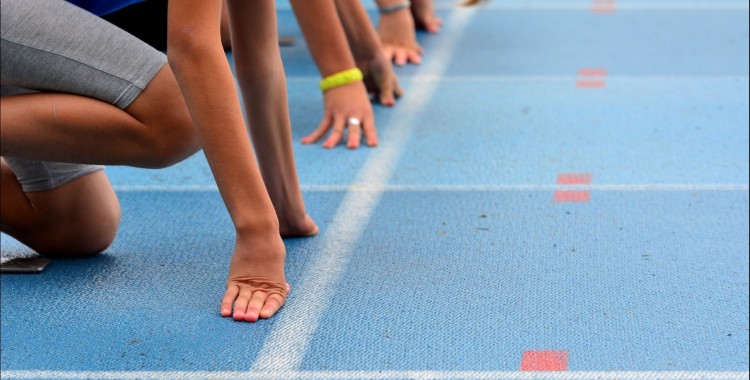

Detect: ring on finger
347,117,362,127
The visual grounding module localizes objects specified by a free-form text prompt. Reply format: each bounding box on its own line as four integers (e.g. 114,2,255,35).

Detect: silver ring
347,117,362,127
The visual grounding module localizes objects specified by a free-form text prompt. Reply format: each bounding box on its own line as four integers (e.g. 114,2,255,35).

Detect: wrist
378,0,411,14
234,214,280,238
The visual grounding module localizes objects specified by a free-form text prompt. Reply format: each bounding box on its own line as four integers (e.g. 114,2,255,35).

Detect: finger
414,43,425,56
302,113,332,144
244,290,268,323
347,121,362,149
378,79,396,107
323,115,346,149
220,284,240,317
362,114,378,147
393,79,405,99
407,50,423,65
379,92,395,107
426,18,442,33
232,287,254,321
382,46,395,62
259,293,286,319
393,49,408,66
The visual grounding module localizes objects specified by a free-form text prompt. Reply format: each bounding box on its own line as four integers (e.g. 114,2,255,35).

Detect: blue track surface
2,1,749,378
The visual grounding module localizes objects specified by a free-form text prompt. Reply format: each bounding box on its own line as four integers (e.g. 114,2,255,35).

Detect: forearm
289,0,357,77
242,68,306,224
227,0,307,224
334,0,383,61
167,1,277,234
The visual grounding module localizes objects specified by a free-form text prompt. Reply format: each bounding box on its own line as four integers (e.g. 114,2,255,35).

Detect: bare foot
220,232,289,322
411,0,443,33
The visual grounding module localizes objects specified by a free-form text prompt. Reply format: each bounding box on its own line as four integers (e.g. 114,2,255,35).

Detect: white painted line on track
277,1,750,11
300,183,750,192
250,7,478,372
437,2,750,11
112,184,750,192
114,185,219,192
3,370,748,380
286,76,750,82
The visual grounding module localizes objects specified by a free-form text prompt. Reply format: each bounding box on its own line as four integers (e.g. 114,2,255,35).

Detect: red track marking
557,173,593,185
577,68,608,88
578,68,608,77
576,80,607,88
555,173,593,202
592,0,617,13
555,190,591,203
520,350,569,371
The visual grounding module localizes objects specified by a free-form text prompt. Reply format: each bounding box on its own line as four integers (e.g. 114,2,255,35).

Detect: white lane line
250,7,478,372
3,370,748,380
300,184,750,192
113,185,219,192
440,2,750,11
112,184,750,192
276,1,750,11
286,76,750,82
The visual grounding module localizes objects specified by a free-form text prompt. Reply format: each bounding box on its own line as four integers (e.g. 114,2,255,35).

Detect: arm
225,0,317,238
333,0,403,106
289,0,377,149
166,0,288,322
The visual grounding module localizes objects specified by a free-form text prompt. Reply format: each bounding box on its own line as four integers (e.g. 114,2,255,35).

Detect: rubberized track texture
2,1,749,379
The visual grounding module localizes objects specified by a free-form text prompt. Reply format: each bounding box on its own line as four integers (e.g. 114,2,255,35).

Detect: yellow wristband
319,68,364,92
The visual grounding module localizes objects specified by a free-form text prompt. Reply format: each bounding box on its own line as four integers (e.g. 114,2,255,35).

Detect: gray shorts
0,0,167,192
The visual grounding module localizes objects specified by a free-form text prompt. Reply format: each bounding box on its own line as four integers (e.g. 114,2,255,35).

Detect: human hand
301,82,377,149
279,213,319,238
411,0,443,33
220,232,289,322
359,54,404,107
377,10,423,66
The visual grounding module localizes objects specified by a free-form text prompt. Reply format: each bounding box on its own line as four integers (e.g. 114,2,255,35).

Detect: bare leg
1,158,120,258
1,66,196,258
0,65,198,169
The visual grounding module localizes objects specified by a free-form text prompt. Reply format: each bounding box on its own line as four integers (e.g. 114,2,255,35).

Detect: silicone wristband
378,1,411,14
319,68,364,92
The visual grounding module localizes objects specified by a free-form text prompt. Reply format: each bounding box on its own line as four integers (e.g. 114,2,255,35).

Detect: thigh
0,0,166,109
1,85,107,193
